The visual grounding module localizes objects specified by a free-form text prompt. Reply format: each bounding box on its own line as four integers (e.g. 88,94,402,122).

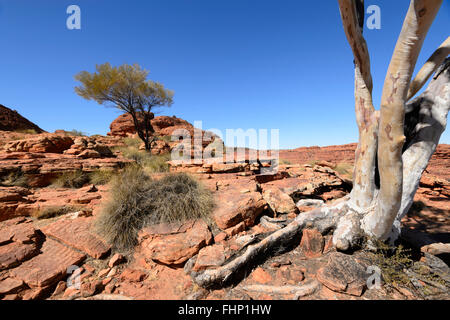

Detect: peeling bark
189,1,448,289
362,0,443,240
338,0,378,211
391,58,450,240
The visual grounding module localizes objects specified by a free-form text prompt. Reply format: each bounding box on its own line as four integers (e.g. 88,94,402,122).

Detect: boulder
262,186,297,215
0,104,44,133
137,219,213,266
3,135,73,153
316,252,367,296
213,191,267,230
300,229,325,259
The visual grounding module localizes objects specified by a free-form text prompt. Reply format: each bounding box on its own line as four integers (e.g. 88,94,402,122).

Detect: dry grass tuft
94,166,214,253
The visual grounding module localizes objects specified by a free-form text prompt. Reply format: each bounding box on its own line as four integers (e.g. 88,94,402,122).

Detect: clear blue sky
0,0,448,148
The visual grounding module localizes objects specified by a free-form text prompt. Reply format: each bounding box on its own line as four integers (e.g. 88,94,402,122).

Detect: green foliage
118,143,170,173
141,153,170,173
334,162,354,178
94,167,214,253
0,171,28,187
279,158,292,165
51,169,117,188
14,128,38,134
33,205,79,220
74,63,174,112
74,63,174,151
123,137,142,148
65,129,86,136
89,170,116,185
366,239,414,288
51,170,91,188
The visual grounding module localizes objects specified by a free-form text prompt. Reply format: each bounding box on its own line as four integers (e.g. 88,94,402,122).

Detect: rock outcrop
0,104,44,133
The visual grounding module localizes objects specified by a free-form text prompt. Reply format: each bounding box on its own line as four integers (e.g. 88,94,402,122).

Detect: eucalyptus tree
190,0,449,288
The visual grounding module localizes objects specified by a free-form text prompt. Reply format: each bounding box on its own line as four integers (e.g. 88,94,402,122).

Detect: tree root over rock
241,280,320,300
189,198,349,289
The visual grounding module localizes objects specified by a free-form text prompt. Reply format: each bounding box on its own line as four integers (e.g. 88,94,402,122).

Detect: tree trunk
188,0,449,289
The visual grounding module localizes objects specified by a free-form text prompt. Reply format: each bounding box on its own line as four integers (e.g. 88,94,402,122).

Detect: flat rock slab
41,216,111,259
0,278,24,295
9,238,86,288
0,217,38,245
138,220,213,266
316,252,367,296
0,241,40,270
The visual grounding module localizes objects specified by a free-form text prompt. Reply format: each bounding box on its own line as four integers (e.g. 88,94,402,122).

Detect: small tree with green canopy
74,63,174,151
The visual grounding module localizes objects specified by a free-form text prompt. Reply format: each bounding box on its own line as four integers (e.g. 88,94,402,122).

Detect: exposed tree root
241,280,319,299
191,199,348,288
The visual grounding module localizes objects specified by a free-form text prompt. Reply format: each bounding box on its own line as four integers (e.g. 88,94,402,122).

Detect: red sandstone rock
138,219,213,266
0,104,44,133
41,216,111,259
214,191,267,230
3,135,73,153
316,252,367,296
0,217,38,244
251,267,272,284
0,278,24,295
109,253,125,268
193,244,229,272
9,238,86,288
262,186,297,216
0,241,40,270
120,269,148,282
300,229,325,259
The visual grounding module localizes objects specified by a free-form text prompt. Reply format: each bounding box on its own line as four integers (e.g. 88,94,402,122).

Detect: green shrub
123,137,142,148
366,239,414,288
51,170,90,188
65,129,86,136
279,158,292,165
89,170,116,185
14,128,38,134
0,171,28,187
94,166,215,253
33,205,79,219
141,153,170,173
119,146,170,173
334,162,354,178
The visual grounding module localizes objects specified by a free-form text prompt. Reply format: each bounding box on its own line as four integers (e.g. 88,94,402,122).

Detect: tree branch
338,0,378,211
407,37,450,101
363,0,443,240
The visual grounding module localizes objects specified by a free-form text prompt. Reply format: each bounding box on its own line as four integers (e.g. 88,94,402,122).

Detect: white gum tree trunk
190,0,449,288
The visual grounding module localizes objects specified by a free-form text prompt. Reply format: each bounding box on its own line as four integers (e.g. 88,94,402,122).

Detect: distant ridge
0,104,45,133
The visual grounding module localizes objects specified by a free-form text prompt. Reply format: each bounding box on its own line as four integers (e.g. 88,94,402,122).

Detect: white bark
362,0,443,240
391,58,450,241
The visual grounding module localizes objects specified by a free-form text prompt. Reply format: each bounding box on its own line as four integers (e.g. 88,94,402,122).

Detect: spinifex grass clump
95,166,214,253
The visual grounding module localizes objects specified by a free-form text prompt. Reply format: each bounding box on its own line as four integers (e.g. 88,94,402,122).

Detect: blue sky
0,0,448,148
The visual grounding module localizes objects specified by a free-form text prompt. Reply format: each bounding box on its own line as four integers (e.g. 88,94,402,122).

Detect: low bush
65,129,86,136
51,170,90,188
89,170,116,185
0,171,28,187
94,166,214,253
33,205,79,219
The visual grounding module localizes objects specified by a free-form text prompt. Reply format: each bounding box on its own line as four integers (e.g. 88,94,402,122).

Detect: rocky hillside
0,105,44,133
0,109,448,301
